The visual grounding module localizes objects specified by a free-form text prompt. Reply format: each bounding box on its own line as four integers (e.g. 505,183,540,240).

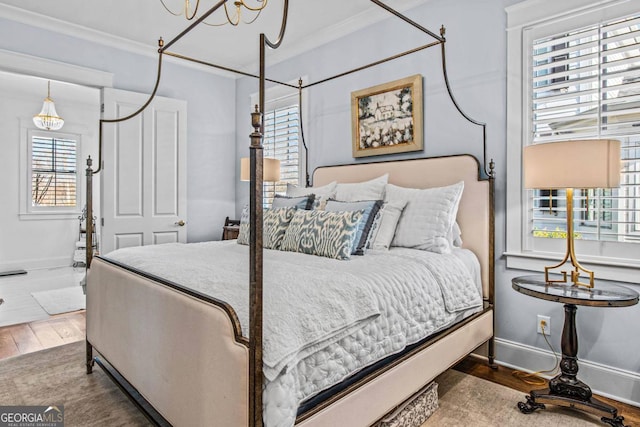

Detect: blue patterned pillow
280,209,364,260
237,207,296,249
271,194,315,210
325,199,383,255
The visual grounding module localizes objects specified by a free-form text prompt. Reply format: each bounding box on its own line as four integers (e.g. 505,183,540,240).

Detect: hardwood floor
1,313,638,426
454,356,640,426
0,310,85,360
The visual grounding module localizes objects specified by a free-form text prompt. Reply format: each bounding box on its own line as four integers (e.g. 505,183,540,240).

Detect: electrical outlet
537,315,551,335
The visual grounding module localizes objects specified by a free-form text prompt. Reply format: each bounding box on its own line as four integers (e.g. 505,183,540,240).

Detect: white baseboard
495,338,640,407
0,256,72,272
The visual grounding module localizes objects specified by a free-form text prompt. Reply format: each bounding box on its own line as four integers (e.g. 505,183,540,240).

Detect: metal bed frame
83,1,495,425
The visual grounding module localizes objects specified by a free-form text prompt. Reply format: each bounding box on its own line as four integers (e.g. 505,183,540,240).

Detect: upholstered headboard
313,155,494,299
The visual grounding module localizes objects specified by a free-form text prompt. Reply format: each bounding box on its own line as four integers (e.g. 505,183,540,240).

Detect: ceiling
0,0,429,75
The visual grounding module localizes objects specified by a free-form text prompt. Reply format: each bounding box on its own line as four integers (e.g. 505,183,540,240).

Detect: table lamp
523,139,621,288
240,157,281,182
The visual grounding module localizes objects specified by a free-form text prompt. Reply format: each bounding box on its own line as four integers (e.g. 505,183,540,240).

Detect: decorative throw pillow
237,207,296,249
286,181,337,209
271,194,315,210
334,174,389,202
237,205,250,245
280,209,364,260
385,181,464,254
369,200,408,250
324,199,382,255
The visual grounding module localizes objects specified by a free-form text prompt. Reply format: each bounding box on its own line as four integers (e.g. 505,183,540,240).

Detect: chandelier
33,81,64,131
160,0,268,26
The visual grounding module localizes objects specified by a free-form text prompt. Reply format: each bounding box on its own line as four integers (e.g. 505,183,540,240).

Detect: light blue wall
0,17,236,243
236,0,511,208
235,0,640,402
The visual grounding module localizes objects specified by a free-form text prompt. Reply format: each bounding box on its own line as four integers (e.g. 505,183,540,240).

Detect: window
29,131,78,210
531,14,640,243
263,101,301,207
506,0,640,282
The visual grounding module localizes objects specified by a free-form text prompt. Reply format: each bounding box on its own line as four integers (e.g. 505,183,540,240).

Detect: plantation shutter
262,102,300,207
530,14,640,242
31,135,77,207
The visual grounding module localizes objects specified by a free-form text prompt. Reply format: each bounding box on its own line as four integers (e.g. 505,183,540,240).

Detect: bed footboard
297,309,493,426
86,257,249,426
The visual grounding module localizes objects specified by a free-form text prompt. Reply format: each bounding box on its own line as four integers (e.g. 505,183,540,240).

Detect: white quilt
105,241,482,427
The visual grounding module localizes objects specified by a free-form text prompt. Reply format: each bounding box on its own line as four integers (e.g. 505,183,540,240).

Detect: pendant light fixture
33,81,64,131
159,0,268,26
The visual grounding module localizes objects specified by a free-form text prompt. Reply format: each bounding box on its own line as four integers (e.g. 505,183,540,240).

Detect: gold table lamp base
543,188,595,289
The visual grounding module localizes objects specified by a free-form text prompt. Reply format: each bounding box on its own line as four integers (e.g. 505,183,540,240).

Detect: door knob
175,220,186,226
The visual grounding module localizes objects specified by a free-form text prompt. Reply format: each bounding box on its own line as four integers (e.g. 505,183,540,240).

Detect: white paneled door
101,88,187,254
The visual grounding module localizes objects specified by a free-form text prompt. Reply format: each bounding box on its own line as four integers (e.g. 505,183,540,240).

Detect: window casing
506,0,640,282
27,130,80,213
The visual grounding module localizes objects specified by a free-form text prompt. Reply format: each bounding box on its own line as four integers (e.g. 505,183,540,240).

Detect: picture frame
351,74,423,158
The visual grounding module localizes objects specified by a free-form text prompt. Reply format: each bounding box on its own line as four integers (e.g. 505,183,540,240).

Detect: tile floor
0,266,85,327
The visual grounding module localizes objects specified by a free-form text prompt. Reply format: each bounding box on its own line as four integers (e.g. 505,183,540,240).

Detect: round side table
512,275,639,427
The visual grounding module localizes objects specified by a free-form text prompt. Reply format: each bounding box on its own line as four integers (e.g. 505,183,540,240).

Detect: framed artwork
351,74,423,158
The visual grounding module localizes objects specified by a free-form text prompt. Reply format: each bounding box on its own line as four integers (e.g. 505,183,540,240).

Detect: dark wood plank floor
1,313,638,425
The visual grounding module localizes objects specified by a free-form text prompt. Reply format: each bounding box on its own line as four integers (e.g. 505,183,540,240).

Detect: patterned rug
0,341,605,426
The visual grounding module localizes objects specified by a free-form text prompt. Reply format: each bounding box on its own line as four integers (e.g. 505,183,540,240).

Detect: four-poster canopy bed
84,1,496,426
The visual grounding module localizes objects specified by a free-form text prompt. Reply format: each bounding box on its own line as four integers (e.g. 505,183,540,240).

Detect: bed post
248,104,265,427
488,160,497,369
249,5,289,425
85,155,95,374
298,78,310,187
85,156,94,269
248,34,266,427
437,24,497,367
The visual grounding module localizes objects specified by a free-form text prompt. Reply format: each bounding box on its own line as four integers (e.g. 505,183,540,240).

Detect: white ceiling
0,0,429,75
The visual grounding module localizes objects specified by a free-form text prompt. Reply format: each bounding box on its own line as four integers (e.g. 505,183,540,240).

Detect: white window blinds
531,14,640,243
31,135,77,207
262,103,300,207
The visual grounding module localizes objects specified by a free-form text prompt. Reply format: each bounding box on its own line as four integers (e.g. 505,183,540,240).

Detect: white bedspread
104,241,482,426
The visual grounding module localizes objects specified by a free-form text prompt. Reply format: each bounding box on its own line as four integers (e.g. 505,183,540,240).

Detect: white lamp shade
523,139,621,189
240,157,281,182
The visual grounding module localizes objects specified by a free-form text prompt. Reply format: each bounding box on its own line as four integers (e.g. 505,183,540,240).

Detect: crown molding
505,0,631,30
0,49,113,88
0,3,235,79
0,1,432,80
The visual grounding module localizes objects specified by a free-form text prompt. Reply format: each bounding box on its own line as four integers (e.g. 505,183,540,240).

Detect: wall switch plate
537,315,551,335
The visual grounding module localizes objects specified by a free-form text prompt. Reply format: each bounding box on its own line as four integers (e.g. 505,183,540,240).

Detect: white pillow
287,181,337,209
385,181,464,254
369,200,408,250
450,222,463,247
335,174,388,202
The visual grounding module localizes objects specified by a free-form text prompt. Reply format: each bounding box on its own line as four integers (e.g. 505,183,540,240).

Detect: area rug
0,342,606,427
0,342,149,426
424,369,603,426
30,287,85,315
